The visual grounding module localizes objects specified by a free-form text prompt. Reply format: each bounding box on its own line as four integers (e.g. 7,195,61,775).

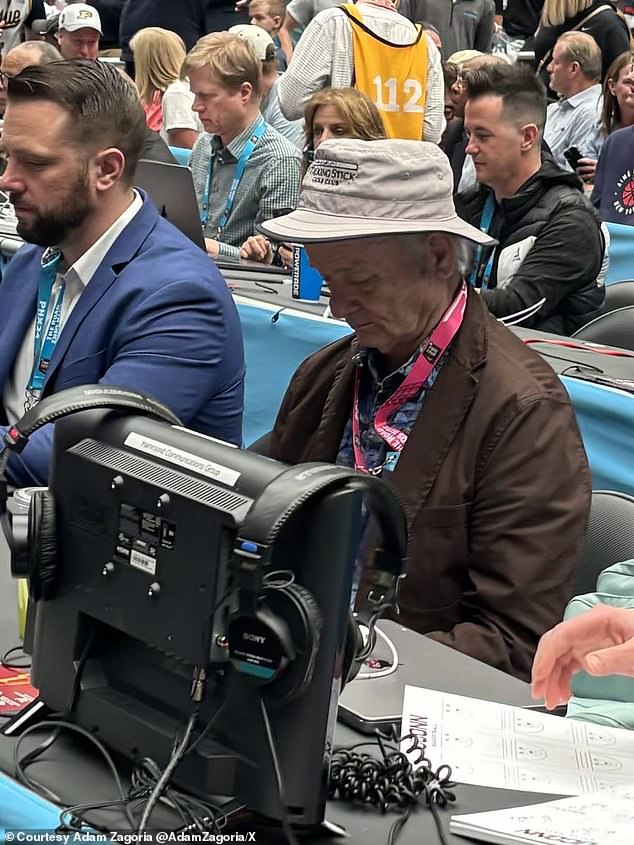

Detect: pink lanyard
352,281,468,473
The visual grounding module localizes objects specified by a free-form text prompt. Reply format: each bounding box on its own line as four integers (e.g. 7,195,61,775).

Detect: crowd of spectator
0,0,632,685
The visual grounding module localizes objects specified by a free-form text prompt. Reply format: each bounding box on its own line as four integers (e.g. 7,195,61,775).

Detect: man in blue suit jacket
0,59,244,487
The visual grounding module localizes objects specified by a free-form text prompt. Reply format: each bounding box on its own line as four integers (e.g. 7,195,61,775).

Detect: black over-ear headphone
0,387,409,702
226,463,408,704
0,385,181,601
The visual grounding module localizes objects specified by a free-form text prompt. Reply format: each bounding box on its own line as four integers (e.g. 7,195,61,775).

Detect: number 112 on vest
372,76,424,113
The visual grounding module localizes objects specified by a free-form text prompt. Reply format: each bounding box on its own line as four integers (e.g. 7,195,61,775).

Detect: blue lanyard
469,193,497,290
200,117,266,235
27,248,64,395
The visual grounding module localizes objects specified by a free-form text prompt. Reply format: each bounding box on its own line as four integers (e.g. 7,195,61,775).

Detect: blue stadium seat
605,222,634,285
235,300,351,446
168,145,191,167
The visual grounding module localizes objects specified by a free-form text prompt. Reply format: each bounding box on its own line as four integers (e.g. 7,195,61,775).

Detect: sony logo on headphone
243,632,266,643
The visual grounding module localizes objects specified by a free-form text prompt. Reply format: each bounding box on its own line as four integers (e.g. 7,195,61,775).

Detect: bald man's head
2,42,63,76
0,42,63,116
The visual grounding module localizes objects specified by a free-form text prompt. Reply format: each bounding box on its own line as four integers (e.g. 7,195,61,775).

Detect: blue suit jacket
0,193,244,486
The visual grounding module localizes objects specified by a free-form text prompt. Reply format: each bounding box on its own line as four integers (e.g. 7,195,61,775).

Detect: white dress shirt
3,191,143,424
544,84,603,170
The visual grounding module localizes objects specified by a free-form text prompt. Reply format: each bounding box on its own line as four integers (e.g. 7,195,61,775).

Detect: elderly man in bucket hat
261,138,590,681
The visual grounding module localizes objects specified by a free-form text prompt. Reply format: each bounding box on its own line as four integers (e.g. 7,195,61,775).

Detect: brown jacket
270,290,591,680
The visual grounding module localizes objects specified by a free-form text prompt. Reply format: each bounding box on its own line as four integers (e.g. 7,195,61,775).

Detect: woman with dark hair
601,49,634,133
240,87,385,263
588,49,634,223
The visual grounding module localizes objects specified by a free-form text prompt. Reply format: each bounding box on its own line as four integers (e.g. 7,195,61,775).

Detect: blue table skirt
0,769,61,830
237,299,634,496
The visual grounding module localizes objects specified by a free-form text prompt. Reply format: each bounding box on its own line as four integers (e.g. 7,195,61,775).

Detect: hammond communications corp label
124,433,240,487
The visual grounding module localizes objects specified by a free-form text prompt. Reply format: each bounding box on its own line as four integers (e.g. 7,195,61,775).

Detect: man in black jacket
455,63,605,335
441,52,506,191
502,0,544,43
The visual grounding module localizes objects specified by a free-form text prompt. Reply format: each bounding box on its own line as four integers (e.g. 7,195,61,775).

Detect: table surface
2,226,634,382
232,279,634,385
0,720,559,841
0,621,555,841
229,276,331,318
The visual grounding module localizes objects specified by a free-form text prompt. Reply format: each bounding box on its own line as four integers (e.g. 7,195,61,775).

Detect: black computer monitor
27,411,364,828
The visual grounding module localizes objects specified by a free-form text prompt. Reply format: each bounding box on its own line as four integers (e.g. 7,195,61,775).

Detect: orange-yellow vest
340,3,429,140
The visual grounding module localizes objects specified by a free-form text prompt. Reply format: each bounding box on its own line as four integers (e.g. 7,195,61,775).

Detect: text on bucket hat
58,3,102,33
260,138,495,246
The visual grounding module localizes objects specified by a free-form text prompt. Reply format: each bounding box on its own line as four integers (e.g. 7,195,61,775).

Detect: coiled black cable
328,731,456,845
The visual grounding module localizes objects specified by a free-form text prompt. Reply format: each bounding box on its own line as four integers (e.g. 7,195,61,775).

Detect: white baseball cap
58,3,102,34
228,24,275,62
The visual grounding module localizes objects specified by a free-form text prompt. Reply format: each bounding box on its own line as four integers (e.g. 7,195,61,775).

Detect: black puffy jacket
455,159,605,335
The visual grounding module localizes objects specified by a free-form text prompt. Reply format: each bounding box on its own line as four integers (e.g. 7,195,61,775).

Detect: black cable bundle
131,757,230,833
328,731,456,845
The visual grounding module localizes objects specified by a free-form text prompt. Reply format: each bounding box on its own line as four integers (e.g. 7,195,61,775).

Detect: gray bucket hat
260,138,494,246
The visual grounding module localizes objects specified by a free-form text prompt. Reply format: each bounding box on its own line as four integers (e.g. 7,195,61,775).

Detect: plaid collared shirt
336,344,447,474
190,116,302,259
